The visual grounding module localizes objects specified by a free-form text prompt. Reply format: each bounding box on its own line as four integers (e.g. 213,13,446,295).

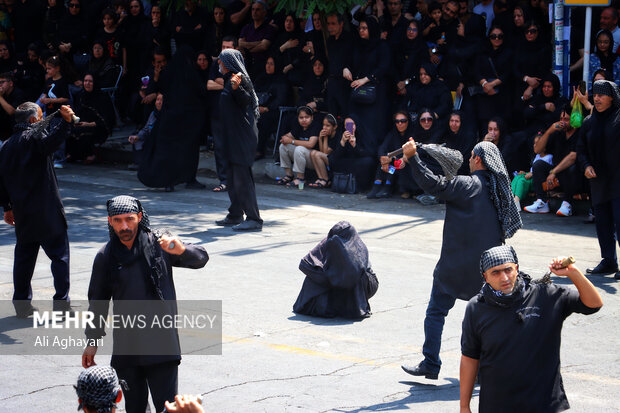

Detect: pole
583,6,592,82
553,0,565,95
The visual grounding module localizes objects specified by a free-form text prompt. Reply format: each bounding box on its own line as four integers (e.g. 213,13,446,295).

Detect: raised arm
549,257,603,309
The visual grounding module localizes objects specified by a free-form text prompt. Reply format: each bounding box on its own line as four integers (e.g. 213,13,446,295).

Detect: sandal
277,175,294,185
287,178,304,187
212,184,227,192
308,179,328,188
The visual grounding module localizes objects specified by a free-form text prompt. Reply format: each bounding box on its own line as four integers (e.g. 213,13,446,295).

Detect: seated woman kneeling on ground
277,106,321,187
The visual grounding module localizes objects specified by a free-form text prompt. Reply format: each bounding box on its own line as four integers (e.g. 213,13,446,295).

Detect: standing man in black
400,140,522,379
460,246,602,412
215,48,263,231
325,13,353,118
577,80,620,279
0,102,74,317
82,195,209,413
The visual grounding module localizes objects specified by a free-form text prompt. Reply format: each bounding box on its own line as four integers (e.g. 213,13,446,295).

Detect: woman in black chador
214,49,263,231
138,45,207,191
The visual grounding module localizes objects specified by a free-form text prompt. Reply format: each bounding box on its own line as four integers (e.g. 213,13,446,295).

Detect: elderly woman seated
277,106,321,187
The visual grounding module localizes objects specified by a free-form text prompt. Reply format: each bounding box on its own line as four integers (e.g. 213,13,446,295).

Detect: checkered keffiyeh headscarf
473,141,522,240
75,366,124,412
480,245,518,275
218,48,259,119
106,195,150,238
592,80,620,105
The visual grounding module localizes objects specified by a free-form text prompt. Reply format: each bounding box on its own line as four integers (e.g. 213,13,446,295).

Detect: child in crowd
511,132,553,211
128,92,162,170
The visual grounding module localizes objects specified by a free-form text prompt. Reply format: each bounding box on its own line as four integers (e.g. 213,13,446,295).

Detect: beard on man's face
116,228,136,241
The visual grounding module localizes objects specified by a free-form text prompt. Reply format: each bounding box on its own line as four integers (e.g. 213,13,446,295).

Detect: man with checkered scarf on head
82,195,208,413
459,245,602,412
399,140,523,380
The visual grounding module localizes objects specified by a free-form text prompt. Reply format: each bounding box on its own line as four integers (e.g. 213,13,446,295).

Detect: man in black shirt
82,195,209,413
0,103,74,317
524,106,583,217
460,245,603,413
325,13,353,118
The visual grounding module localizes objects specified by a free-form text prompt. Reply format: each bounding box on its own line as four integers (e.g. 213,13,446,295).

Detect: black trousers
532,160,584,202
593,197,620,265
227,163,262,223
13,231,70,309
211,117,228,185
115,361,178,413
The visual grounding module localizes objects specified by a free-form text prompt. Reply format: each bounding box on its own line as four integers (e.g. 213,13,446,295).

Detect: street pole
583,6,592,82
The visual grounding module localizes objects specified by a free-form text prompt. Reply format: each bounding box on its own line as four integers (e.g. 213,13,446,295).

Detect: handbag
351,84,376,104
331,172,358,194
256,92,271,106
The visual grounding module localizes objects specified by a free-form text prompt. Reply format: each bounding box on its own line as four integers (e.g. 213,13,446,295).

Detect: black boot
367,183,382,199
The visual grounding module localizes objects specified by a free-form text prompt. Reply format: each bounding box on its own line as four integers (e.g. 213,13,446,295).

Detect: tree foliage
158,0,365,17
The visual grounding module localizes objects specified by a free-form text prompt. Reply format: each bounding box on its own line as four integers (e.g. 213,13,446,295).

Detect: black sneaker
15,304,38,319
215,216,243,226
232,220,263,231
586,260,619,275
367,184,382,199
401,362,439,380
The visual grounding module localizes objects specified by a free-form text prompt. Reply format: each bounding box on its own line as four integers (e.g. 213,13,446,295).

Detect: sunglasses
420,117,433,122
407,27,418,32
394,119,408,124
526,28,538,34
68,3,80,7
489,34,504,40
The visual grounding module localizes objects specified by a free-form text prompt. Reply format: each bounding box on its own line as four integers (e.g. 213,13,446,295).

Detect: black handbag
331,172,358,194
351,84,376,104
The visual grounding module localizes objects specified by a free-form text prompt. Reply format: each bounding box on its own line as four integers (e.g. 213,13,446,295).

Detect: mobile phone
578,80,586,95
345,121,354,134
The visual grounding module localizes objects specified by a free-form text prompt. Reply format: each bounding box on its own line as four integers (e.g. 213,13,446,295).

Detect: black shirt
289,118,321,141
461,280,599,413
546,130,577,165
44,76,69,113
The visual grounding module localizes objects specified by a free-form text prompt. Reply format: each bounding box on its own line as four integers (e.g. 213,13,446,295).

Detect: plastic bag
570,99,583,128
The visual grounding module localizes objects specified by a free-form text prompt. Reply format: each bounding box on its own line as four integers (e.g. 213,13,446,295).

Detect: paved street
0,161,618,412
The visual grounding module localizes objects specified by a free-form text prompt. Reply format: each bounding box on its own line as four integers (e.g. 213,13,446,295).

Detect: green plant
274,0,365,17
158,0,365,17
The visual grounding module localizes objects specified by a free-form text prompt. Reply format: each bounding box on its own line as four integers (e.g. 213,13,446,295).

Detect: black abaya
138,46,207,187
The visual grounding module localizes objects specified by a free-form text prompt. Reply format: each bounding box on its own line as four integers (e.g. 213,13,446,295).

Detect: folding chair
100,65,123,126
272,106,297,157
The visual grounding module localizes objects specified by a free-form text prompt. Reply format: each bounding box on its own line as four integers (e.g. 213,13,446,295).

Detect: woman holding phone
328,116,376,192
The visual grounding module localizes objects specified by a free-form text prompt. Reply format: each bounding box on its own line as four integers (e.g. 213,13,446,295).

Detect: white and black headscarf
480,245,518,274
473,141,522,241
106,195,150,238
218,48,260,119
592,79,620,105
75,366,125,412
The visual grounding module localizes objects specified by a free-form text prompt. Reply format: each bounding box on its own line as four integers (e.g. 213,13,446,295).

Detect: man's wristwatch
292,139,295,145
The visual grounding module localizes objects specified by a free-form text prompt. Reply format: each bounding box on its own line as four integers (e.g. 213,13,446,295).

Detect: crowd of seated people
0,0,619,214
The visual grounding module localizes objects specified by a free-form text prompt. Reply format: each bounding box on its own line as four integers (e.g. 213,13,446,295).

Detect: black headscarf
412,109,442,144
219,48,259,118
594,30,617,74
358,15,380,52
